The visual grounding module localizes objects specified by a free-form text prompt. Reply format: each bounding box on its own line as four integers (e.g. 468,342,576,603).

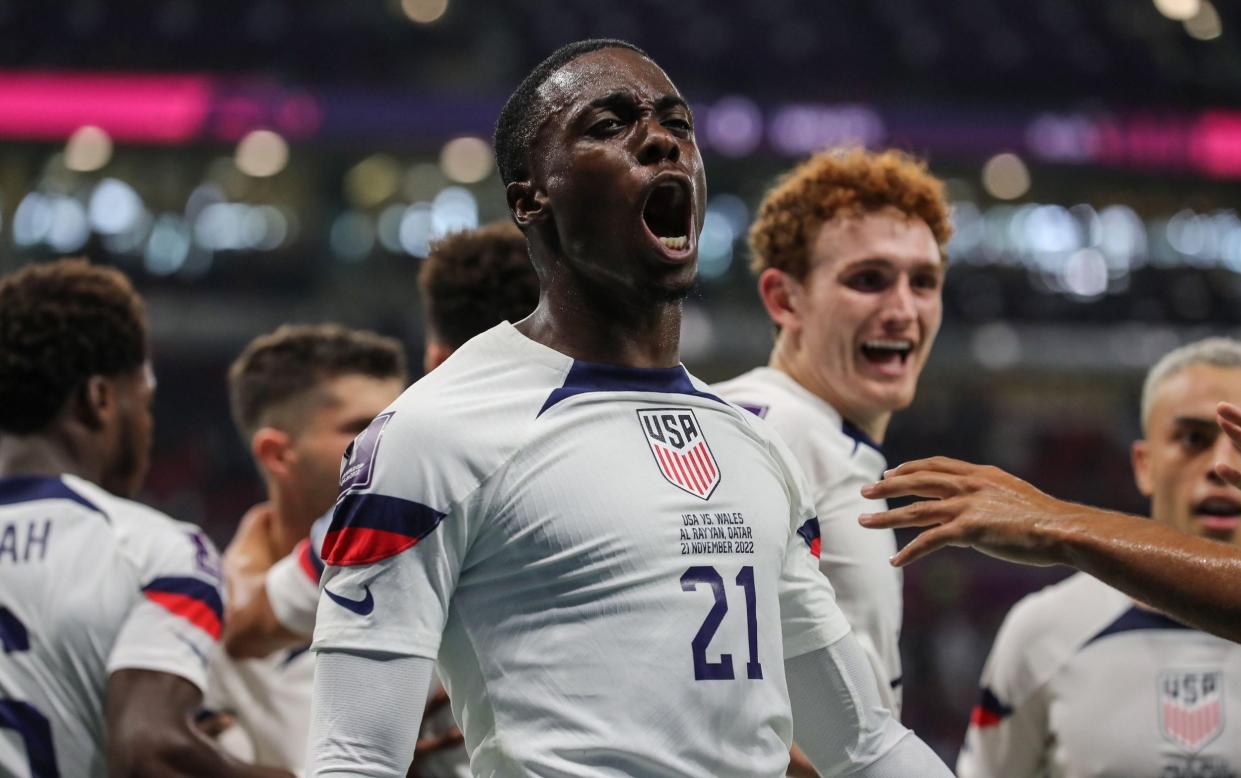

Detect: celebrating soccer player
306,39,951,777
0,258,289,778
207,324,407,772
956,337,1241,776
717,148,950,719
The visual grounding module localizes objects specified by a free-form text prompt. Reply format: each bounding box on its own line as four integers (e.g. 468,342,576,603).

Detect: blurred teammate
0,258,287,777
307,39,951,777
224,222,538,778
716,148,950,718
956,338,1241,777
207,324,407,772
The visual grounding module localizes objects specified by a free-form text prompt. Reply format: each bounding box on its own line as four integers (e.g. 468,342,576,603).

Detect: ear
423,340,452,374
74,375,115,431
251,427,294,481
506,180,549,227
757,268,804,333
1132,439,1154,497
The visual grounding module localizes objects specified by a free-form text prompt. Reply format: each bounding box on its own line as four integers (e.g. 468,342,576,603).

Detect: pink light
0,71,212,143
1193,111,1241,179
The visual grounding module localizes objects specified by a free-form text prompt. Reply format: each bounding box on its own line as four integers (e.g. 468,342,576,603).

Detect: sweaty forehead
536,48,679,120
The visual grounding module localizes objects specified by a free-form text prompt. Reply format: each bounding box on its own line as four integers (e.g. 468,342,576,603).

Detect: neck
516,262,683,367
264,484,321,557
0,431,101,484
768,335,891,444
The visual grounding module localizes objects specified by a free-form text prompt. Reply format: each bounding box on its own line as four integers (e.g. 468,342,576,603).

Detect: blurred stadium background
2,0,1239,759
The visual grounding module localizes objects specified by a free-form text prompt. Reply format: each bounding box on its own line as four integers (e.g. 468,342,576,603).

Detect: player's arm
105,669,292,778
859,405,1241,643
224,532,323,658
784,635,951,776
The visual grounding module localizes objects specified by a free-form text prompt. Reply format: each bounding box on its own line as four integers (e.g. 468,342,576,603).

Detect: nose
637,117,680,166
880,275,917,330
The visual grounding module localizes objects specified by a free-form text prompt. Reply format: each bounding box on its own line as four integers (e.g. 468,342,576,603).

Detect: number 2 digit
0,607,59,777
680,565,762,681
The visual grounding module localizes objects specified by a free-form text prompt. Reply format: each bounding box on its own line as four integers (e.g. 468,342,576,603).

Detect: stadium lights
234,129,289,178
64,125,113,172
1154,0,1200,20
981,153,1031,201
439,137,493,184
1184,0,1222,40
400,0,448,24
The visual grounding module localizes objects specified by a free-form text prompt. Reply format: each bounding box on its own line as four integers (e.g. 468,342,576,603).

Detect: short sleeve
107,528,224,693
767,433,852,658
265,514,329,637
956,607,1052,778
312,409,477,660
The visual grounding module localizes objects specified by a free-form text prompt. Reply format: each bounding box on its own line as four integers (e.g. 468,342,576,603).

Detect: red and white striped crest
1159,671,1224,752
637,408,720,500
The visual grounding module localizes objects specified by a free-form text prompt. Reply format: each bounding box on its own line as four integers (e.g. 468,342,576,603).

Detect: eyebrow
1171,416,1218,429
585,91,689,114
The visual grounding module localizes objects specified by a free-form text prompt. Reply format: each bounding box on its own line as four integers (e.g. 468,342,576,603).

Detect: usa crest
637,408,720,500
1159,670,1225,752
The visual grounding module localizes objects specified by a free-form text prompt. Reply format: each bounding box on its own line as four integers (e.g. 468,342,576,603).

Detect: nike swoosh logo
325,584,374,616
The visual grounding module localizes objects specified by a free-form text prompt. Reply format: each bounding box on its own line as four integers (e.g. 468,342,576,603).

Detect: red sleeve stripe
321,493,446,567
796,518,822,559
141,576,223,640
970,686,1013,729
295,538,324,582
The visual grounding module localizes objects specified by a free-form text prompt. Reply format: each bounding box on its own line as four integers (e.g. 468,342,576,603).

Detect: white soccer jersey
257,512,469,777
0,474,222,778
714,367,903,716
960,572,1241,778
313,323,851,778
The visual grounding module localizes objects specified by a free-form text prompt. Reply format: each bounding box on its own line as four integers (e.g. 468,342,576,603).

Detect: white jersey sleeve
313,408,480,659
956,600,1052,778
106,511,224,692
265,512,329,637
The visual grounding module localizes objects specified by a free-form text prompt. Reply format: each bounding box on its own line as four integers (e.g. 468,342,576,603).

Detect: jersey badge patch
1160,670,1224,751
637,407,720,500
339,411,394,495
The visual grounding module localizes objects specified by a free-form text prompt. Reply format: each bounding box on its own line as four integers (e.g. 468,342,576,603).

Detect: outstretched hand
858,456,1080,568
1216,402,1241,489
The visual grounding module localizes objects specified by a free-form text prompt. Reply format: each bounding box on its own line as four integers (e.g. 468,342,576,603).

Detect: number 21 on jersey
681,565,762,681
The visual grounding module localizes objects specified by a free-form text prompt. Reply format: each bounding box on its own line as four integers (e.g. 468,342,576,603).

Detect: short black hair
0,258,147,434
418,221,539,350
494,38,649,187
228,324,408,440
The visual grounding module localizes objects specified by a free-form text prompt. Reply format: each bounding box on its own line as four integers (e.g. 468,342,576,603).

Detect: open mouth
860,339,914,369
642,179,691,253
1194,496,1241,532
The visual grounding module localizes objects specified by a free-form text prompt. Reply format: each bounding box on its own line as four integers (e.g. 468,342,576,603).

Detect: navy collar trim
539,360,726,416
1083,605,1193,649
0,475,106,520
841,418,885,457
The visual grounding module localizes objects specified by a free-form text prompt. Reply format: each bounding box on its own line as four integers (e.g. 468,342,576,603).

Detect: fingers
862,471,963,501
1217,461,1241,490
889,526,957,567
1218,401,1241,428
859,497,961,530
883,456,979,479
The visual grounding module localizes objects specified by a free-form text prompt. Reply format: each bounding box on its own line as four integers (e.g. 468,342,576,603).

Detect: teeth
863,339,913,353
659,235,688,250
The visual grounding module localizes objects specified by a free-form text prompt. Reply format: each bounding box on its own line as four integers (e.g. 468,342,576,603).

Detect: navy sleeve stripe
142,576,225,621
321,492,447,566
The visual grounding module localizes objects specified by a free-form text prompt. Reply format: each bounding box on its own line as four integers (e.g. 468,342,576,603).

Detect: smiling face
521,47,707,302
773,206,943,436
1133,363,1241,544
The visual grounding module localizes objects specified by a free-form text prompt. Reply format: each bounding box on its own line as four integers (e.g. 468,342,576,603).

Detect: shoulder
715,369,853,455
987,573,1125,698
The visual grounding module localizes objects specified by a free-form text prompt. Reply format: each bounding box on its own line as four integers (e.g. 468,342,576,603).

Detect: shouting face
520,47,707,303
1134,363,1241,544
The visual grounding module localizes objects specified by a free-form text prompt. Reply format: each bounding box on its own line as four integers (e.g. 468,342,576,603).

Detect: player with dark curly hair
717,148,953,735
0,258,290,777
417,220,539,373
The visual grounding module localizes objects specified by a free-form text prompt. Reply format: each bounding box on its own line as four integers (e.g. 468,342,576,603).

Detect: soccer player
0,258,288,777
307,39,951,777
716,148,950,717
223,222,538,778
955,338,1241,776
862,400,1241,646
206,324,407,772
